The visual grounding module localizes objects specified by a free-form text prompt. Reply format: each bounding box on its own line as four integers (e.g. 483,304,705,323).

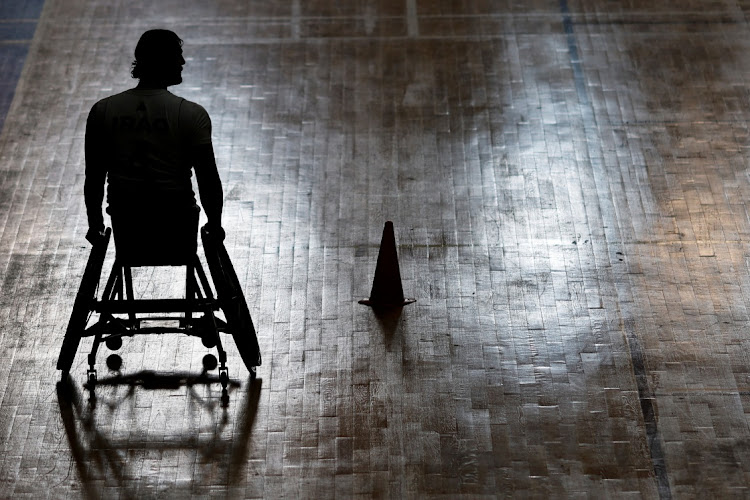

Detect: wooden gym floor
2,0,750,498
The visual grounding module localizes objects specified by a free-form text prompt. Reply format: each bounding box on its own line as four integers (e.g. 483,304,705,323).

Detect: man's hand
85,227,107,246
202,223,225,242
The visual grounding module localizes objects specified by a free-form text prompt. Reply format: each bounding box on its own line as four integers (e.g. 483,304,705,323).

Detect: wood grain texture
2,0,750,497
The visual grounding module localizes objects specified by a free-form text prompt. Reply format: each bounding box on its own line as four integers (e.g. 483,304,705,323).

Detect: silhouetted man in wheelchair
84,29,224,262
58,30,260,385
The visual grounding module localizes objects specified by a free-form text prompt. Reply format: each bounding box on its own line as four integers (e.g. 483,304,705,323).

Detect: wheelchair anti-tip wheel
105,336,123,351
106,354,122,371
202,353,218,371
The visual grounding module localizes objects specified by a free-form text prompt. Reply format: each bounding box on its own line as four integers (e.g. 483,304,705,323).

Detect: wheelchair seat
110,204,199,267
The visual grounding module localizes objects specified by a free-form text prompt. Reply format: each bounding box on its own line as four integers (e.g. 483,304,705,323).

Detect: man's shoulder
90,94,111,111
95,87,134,102
173,94,212,139
177,96,209,117
175,97,211,127
89,89,131,112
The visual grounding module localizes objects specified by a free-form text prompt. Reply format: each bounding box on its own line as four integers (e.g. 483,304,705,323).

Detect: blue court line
0,0,45,134
557,1,673,498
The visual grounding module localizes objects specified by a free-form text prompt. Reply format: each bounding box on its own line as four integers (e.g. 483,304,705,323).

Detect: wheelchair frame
56,227,261,405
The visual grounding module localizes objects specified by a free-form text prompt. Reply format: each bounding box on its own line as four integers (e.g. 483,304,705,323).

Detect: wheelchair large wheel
57,229,111,373
223,283,261,371
201,228,261,372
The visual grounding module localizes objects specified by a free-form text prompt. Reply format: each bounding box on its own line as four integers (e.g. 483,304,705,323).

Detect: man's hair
131,29,183,80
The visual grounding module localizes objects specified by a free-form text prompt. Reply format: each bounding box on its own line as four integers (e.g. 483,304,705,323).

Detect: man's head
131,29,185,87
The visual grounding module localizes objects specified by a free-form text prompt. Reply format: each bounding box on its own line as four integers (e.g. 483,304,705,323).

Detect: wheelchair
56,205,261,404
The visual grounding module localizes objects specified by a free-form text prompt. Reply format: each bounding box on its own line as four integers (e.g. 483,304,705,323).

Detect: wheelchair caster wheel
201,335,217,349
87,371,97,386
106,354,122,372
105,336,123,351
202,354,218,371
219,370,229,388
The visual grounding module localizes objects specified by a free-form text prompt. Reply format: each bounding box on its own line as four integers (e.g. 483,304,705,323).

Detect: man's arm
84,102,107,243
193,142,223,233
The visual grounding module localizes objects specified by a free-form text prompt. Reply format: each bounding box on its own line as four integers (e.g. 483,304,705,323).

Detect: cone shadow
371,305,404,346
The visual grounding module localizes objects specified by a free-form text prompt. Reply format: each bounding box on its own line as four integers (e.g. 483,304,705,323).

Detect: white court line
406,0,419,37
291,0,301,39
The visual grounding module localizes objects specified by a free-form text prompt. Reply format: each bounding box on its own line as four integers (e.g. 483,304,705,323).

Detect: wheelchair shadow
85,369,241,393
57,371,262,498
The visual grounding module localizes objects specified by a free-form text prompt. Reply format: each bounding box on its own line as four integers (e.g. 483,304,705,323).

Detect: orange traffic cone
359,221,416,307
